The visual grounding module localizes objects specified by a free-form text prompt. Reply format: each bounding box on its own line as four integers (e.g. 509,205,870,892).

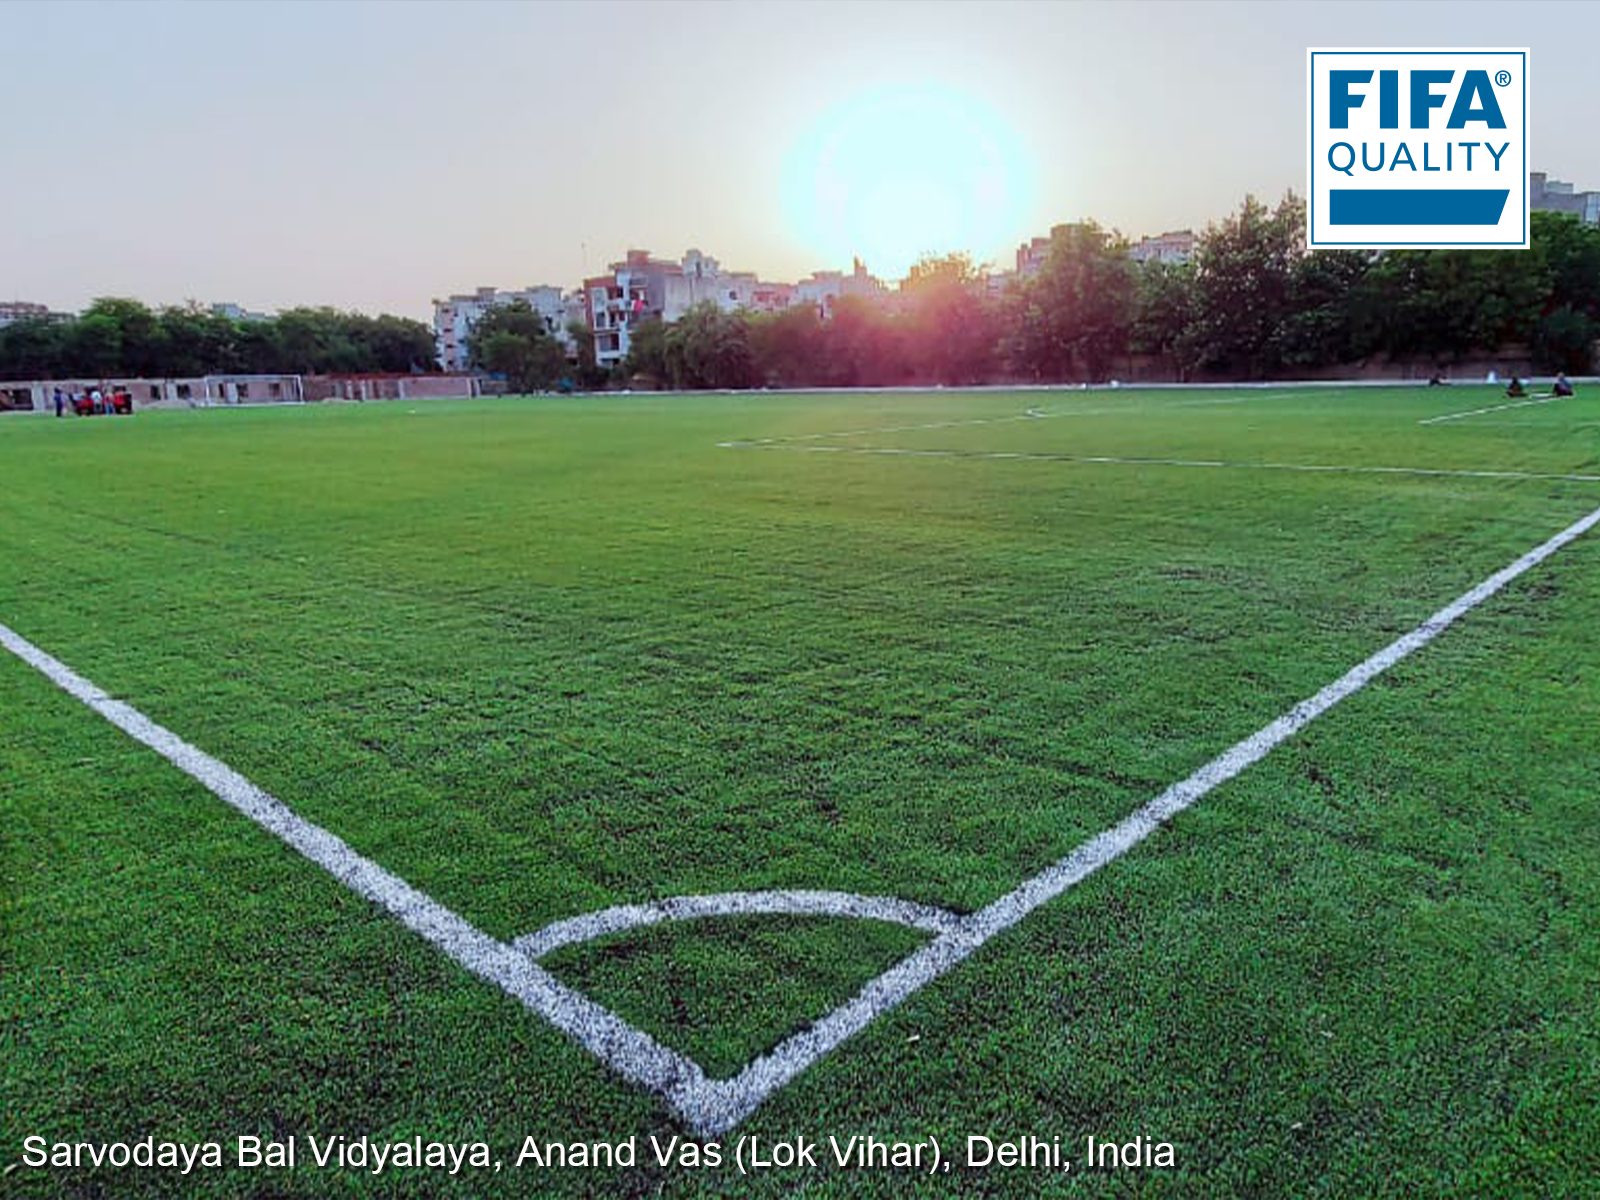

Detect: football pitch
4,384,1599,1195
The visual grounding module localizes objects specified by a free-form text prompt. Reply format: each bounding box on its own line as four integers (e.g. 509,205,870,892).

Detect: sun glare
781,84,1034,281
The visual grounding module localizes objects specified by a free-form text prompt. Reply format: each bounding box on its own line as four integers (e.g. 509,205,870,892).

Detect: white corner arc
514,890,962,960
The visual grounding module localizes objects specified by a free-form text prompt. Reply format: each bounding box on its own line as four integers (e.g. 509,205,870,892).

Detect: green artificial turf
2,385,1598,1196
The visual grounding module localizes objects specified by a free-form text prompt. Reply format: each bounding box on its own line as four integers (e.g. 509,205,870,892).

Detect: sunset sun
782,83,1034,279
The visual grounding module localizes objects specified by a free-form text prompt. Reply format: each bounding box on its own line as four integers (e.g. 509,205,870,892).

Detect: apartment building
1531,172,1600,225
432,285,569,372
1127,230,1195,265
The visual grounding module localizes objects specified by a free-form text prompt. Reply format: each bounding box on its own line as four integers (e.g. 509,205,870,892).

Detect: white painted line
1419,394,1569,425
515,890,962,959
715,391,1324,450
668,499,1600,1134
732,442,1600,485
7,499,1599,1136
0,622,709,1115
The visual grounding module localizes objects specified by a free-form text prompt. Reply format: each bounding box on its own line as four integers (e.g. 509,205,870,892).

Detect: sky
4,0,1597,322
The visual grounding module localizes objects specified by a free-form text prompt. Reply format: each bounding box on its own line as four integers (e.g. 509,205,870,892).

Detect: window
236,383,250,400
149,385,160,400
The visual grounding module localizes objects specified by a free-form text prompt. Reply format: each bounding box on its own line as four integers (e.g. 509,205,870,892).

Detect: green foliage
1005,222,1134,381
901,253,998,385
626,305,757,390
621,316,670,384
468,302,569,392
564,319,611,390
748,305,825,388
0,300,435,379
1181,194,1304,378
1276,250,1371,367
1131,260,1197,372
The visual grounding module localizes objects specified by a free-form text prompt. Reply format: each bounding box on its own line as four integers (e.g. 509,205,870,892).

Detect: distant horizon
5,0,1596,322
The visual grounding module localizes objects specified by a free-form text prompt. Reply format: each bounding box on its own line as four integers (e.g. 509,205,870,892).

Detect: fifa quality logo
1306,49,1529,249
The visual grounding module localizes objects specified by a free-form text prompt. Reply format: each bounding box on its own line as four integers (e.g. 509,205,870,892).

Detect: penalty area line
1419,394,1569,425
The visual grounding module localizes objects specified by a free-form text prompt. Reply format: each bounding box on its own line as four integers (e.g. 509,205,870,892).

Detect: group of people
53,385,133,417
1504,373,1576,400
1428,371,1578,398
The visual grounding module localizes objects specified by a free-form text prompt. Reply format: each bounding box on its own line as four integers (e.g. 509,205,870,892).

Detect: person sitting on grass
1505,376,1527,398
1553,372,1575,397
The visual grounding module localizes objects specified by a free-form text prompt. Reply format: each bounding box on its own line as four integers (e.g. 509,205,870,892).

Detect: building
210,302,272,322
1531,172,1600,225
583,251,680,368
0,374,306,412
1128,230,1196,265
0,301,70,328
583,249,809,368
1018,225,1196,276
983,270,1018,297
1016,231,1056,278
432,285,570,373
1,372,484,413
791,258,886,318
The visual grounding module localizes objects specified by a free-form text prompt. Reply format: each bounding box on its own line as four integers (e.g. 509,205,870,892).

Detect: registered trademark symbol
1494,70,1512,87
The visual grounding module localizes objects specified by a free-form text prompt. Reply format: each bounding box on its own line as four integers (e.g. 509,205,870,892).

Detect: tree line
9,194,1597,390
605,196,1599,390
0,299,436,379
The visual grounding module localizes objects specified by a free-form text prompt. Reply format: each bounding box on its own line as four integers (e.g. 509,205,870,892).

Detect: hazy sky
5,0,1596,321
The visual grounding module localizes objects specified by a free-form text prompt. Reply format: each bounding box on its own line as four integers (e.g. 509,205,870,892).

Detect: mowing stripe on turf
5,500,1600,1137
729,442,1600,485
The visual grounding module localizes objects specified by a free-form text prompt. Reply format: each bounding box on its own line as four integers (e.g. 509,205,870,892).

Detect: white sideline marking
515,890,961,959
6,501,1600,1136
733,442,1600,485
1419,395,1568,425
0,622,708,1114
671,499,1600,1134
715,390,1320,449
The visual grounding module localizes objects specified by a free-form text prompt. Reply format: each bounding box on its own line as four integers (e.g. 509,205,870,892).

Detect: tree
1530,211,1600,371
900,253,999,384
0,318,69,378
80,298,165,375
1274,249,1371,367
65,313,122,377
749,305,825,387
622,317,670,385
468,301,567,392
1005,222,1134,382
1131,260,1196,377
662,304,757,390
1181,194,1303,378
824,295,907,387
157,304,239,377
356,313,436,373
557,320,604,390
1353,245,1550,363
0,300,435,380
